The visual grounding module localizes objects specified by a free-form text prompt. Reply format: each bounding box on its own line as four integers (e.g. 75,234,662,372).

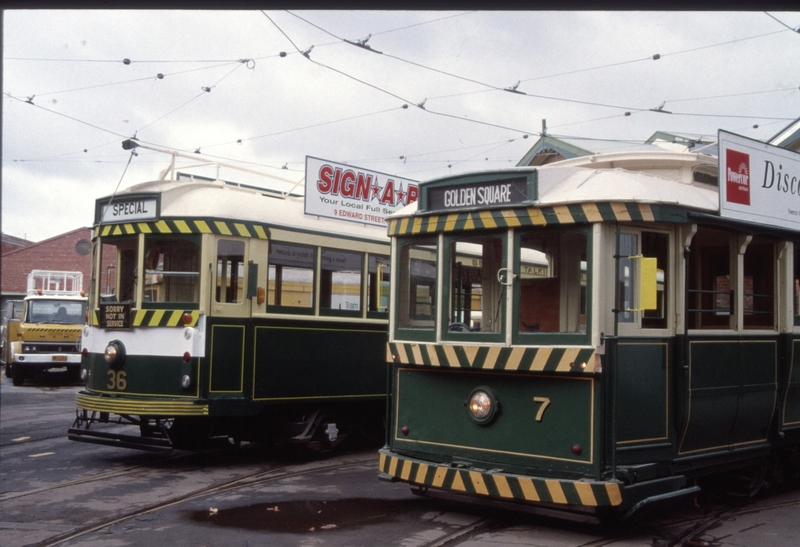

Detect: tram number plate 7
532,397,551,422
107,370,127,391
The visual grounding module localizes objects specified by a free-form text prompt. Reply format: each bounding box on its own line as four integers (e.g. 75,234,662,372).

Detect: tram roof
389,150,720,227
97,178,390,243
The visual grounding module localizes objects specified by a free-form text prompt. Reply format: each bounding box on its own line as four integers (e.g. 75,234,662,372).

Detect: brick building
1,227,93,309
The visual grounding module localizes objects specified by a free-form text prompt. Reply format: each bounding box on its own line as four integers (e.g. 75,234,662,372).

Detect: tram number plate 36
107,370,128,391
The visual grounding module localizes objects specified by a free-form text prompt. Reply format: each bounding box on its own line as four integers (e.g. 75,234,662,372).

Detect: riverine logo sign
305,156,418,227
725,148,751,206
719,130,800,231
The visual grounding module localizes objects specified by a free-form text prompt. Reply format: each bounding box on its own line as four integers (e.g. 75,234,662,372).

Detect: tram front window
99,238,137,303
518,230,586,334
449,235,504,333
398,239,437,330
144,237,200,304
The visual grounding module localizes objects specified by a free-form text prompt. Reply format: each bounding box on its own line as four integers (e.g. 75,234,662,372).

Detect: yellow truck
3,271,87,386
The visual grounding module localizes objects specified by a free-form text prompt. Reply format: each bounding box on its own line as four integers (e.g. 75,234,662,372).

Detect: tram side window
688,227,733,329
143,237,200,305
743,237,774,329
99,239,137,303
449,235,504,333
368,255,391,313
518,230,586,333
321,248,362,313
398,239,437,330
216,240,245,304
268,242,315,309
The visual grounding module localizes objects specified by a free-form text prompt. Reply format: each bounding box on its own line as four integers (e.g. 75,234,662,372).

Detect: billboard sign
719,130,800,230
305,156,418,227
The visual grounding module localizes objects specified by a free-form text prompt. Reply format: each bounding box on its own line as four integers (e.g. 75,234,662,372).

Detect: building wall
1,228,93,301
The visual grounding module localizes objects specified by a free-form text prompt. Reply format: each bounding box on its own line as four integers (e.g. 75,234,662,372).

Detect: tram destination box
99,302,131,330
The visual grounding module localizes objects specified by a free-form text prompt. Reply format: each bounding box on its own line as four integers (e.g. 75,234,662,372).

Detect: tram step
67,427,173,453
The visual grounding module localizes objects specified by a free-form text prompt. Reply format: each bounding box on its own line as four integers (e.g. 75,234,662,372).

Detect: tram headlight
180,374,192,389
103,340,126,367
466,387,499,425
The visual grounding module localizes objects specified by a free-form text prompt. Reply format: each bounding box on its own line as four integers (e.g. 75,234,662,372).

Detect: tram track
0,451,192,502
30,454,376,547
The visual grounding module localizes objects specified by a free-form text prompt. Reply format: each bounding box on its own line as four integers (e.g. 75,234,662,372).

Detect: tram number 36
533,396,551,422
107,370,128,391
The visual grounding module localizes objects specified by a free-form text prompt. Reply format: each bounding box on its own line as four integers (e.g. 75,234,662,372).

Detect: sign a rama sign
719,130,800,230
305,157,418,227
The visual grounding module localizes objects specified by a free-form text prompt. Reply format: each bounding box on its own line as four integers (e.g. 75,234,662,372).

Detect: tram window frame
742,236,775,330
267,241,316,315
442,232,506,343
687,227,735,330
142,235,201,309
617,229,670,330
97,237,139,306
215,239,246,305
367,254,391,319
396,237,438,342
513,227,590,345
320,247,363,318
686,227,777,332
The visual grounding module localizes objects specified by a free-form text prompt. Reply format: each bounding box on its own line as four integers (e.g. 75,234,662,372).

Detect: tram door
208,236,267,400
613,230,672,449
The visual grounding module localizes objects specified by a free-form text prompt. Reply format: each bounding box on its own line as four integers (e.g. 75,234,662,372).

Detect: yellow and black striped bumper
379,450,623,508
76,392,209,416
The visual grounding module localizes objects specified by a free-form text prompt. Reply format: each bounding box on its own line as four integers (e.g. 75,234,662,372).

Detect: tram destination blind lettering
100,302,131,329
426,177,529,212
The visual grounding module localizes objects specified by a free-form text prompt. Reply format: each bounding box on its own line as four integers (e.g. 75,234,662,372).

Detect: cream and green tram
379,148,800,520
69,175,390,451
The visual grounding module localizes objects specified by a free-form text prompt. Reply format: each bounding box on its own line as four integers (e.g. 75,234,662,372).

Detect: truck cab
7,271,87,386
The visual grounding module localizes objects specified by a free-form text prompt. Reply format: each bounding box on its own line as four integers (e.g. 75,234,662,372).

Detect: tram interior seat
519,278,560,332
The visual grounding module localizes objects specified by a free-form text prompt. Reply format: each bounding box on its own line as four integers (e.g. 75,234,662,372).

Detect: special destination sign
305,157,418,227
96,194,159,224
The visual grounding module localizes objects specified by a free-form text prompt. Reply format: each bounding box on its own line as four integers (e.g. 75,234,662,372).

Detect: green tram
69,160,390,451
378,146,800,520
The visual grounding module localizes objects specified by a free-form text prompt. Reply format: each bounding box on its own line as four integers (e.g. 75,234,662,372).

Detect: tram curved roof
109,178,390,243
392,151,719,220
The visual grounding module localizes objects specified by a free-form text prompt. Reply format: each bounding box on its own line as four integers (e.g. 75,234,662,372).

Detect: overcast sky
3,9,799,242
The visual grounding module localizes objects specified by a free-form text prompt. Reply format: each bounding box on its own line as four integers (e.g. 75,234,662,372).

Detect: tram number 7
532,396,550,422
107,370,127,391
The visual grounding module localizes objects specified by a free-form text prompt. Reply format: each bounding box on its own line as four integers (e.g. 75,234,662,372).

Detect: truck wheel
4,364,11,378
12,365,25,386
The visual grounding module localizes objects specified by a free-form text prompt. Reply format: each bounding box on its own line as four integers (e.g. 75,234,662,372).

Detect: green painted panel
210,325,245,393
615,342,669,444
393,368,595,467
680,339,776,454
86,353,194,397
253,325,386,400
730,341,776,445
680,341,740,454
